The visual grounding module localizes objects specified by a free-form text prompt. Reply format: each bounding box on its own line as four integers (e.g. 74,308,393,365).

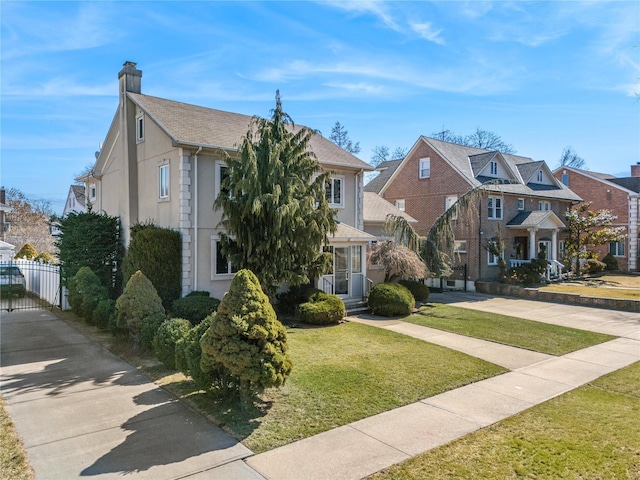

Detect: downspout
193,146,202,291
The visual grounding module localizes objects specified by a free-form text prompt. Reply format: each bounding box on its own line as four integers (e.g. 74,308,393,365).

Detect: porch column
528,228,537,260
551,228,558,262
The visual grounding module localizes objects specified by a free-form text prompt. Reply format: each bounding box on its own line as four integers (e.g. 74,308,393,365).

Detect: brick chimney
631,162,640,178
118,61,142,94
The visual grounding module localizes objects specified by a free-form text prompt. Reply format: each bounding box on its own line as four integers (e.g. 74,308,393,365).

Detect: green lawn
369,361,640,480
539,283,640,300
404,304,615,356
157,321,505,453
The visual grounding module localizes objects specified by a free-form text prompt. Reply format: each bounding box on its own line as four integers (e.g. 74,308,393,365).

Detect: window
215,162,231,199
561,171,569,186
89,184,96,201
538,201,550,211
488,196,503,220
454,240,467,253
325,176,344,207
490,161,498,175
445,195,458,220
609,240,625,257
487,239,503,266
559,240,566,260
213,238,239,276
419,158,431,179
536,170,543,182
159,164,169,199
136,114,144,142
517,198,525,211
395,199,405,211
351,245,362,273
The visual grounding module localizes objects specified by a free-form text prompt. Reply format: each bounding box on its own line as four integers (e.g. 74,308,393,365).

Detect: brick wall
553,169,631,270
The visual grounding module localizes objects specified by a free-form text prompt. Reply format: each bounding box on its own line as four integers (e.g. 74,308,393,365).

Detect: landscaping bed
404,304,615,356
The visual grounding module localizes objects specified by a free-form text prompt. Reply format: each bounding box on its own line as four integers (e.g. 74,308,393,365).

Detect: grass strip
539,284,640,300
369,361,640,480
404,304,615,356
0,395,34,480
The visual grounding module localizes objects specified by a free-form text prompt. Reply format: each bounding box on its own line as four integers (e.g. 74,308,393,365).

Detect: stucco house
79,62,375,300
553,164,640,272
366,136,582,290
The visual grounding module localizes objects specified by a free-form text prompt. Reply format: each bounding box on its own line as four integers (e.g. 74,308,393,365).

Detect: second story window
159,164,169,199
536,170,543,182
488,196,502,220
561,171,569,186
490,161,498,175
89,184,96,201
445,195,458,220
395,199,405,211
419,158,431,179
538,201,550,211
326,176,344,207
518,198,524,210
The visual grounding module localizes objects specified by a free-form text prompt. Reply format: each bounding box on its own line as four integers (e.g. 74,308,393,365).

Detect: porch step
344,300,370,316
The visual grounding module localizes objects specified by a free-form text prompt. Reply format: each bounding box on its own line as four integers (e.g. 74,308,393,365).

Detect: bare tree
558,146,586,170
371,145,408,166
5,188,56,255
431,127,516,154
329,121,361,154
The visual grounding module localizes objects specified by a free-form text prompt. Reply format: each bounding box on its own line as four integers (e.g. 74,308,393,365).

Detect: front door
538,240,551,260
334,247,349,296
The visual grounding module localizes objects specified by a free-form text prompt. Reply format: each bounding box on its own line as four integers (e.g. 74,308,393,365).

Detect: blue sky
2,1,639,215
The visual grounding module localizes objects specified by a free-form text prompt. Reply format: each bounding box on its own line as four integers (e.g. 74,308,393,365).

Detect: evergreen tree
200,269,292,407
329,121,361,154
215,91,336,296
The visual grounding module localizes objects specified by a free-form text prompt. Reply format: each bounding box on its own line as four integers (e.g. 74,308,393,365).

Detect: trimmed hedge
153,318,192,370
275,285,323,315
602,253,618,271
171,294,221,325
296,292,345,325
67,266,109,323
93,298,116,330
15,243,37,260
398,279,429,301
368,282,415,317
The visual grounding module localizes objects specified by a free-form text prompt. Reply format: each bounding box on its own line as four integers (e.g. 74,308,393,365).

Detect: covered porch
319,223,376,301
506,210,566,280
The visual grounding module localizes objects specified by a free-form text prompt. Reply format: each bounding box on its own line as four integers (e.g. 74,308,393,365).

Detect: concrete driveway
0,309,264,480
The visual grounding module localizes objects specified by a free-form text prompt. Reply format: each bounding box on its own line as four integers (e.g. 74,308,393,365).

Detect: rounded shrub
93,298,116,330
398,279,429,301
15,243,38,260
602,253,619,271
275,285,323,315
171,294,221,325
34,252,56,264
296,292,345,325
153,318,192,370
69,266,109,323
368,282,415,317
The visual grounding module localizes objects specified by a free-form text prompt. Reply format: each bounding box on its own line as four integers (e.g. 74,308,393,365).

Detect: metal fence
0,259,61,312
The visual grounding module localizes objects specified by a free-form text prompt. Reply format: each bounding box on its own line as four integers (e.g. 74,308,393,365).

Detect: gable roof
128,92,373,171
330,222,377,242
70,185,86,207
379,136,581,202
506,210,566,229
554,166,640,195
364,159,402,193
363,192,417,224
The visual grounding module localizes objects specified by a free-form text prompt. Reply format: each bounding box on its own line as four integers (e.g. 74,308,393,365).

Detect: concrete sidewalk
0,310,264,480
246,294,640,480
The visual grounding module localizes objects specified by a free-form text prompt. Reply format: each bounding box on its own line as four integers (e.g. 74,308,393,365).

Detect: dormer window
490,161,498,175
136,113,144,142
536,170,543,182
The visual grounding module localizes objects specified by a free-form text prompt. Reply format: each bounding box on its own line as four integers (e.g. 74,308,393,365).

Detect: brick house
366,136,582,290
553,164,640,272
79,62,375,300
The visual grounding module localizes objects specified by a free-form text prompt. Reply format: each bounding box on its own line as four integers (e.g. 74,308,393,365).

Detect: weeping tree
215,91,336,296
384,183,488,277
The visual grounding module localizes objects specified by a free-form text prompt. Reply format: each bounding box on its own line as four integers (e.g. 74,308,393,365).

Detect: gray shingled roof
128,92,373,171
516,161,544,183
423,137,581,202
506,210,566,229
71,185,86,208
363,192,417,223
609,177,640,193
364,159,402,193
469,152,498,176
331,222,377,242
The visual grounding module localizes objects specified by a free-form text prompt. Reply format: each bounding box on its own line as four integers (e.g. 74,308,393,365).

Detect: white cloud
409,21,445,45
321,0,400,31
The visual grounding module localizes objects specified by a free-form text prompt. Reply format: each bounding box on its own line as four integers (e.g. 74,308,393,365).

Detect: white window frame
517,198,524,211
487,242,504,266
211,236,238,278
326,175,344,208
89,184,96,202
419,158,431,179
488,196,503,220
490,161,498,176
136,113,144,142
395,199,405,212
445,195,458,220
538,201,550,211
454,240,467,253
215,161,230,199
536,170,543,182
609,240,625,257
159,164,169,199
